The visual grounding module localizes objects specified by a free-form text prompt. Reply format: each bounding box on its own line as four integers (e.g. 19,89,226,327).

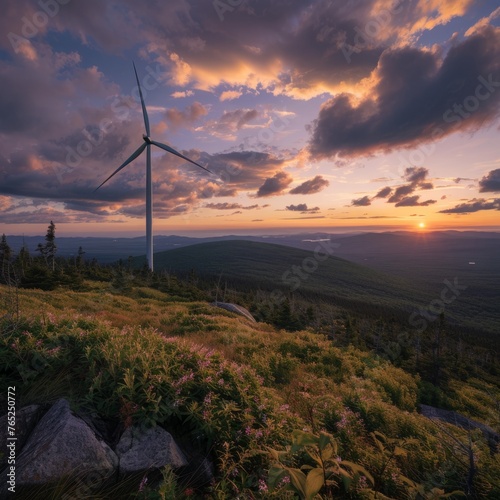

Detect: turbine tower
95,63,211,271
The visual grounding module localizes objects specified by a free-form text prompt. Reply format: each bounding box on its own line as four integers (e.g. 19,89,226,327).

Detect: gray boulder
0,404,44,470
211,301,256,322
0,399,118,488
420,404,499,453
116,425,188,475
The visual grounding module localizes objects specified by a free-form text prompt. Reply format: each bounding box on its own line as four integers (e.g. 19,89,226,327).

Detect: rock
211,301,256,322
116,425,188,475
419,404,499,453
0,399,118,490
0,404,44,470
174,435,215,487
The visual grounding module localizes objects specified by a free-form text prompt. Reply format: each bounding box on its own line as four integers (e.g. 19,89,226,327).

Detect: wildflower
138,474,148,492
357,475,368,490
184,488,195,496
278,475,291,486
258,479,268,492
218,378,225,386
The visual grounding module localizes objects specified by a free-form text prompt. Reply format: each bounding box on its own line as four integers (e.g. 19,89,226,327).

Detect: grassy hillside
138,240,428,303
133,240,499,335
1,282,499,498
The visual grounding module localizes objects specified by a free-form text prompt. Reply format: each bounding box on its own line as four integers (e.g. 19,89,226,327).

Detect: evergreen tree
37,242,47,266
75,246,85,268
0,233,12,281
45,221,57,271
16,243,30,278
0,234,12,264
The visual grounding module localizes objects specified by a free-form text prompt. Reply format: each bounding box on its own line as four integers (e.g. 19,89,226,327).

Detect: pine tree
16,243,30,278
0,234,12,280
75,246,85,268
46,221,57,271
0,234,12,264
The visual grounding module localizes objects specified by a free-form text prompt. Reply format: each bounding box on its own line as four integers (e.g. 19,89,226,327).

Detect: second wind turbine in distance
95,62,211,271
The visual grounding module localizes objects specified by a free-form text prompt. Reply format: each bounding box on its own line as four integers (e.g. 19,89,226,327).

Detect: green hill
141,241,426,301
134,240,495,334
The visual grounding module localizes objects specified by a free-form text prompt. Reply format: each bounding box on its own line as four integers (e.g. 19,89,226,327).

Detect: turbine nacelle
143,134,152,144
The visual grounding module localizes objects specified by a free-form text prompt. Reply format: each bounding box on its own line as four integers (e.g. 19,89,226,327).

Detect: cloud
308,26,500,159
170,90,194,98
439,198,500,214
351,195,372,206
282,216,326,220
201,109,259,140
454,177,475,183
286,204,320,212
383,167,434,204
465,6,500,37
387,184,417,203
371,177,394,183
1,0,480,102
479,168,500,192
374,186,392,198
289,175,329,194
220,90,243,101
165,102,208,130
334,215,398,220
200,151,287,191
394,196,436,207
403,166,428,184
255,172,293,197
204,202,259,210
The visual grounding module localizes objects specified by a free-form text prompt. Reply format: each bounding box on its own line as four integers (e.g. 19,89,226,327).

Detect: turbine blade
150,140,212,174
94,142,147,191
133,61,150,136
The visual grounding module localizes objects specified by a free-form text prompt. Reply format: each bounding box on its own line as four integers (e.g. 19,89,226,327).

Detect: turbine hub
143,134,152,144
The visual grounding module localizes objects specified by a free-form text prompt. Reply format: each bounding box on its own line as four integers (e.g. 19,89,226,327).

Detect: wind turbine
95,62,211,271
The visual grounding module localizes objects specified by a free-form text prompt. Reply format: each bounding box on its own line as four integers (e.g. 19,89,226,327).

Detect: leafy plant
267,429,374,499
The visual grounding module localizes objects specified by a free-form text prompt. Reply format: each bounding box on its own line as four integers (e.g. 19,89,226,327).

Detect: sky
0,0,499,237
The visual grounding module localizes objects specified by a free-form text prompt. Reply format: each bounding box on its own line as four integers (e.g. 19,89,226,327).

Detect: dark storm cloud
439,198,500,214
309,26,500,158
256,172,293,197
479,168,500,192
289,175,329,195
